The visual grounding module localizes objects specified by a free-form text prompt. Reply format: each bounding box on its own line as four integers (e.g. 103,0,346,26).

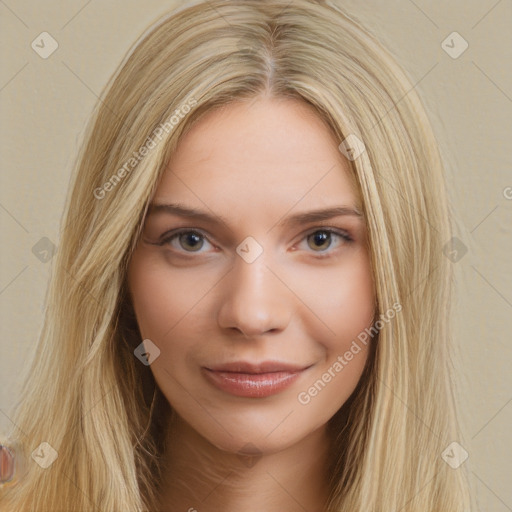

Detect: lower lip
202,368,304,398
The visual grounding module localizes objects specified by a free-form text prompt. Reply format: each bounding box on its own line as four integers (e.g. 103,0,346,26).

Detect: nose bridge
217,250,290,336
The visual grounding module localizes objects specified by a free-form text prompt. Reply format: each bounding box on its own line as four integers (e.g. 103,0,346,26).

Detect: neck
157,415,331,512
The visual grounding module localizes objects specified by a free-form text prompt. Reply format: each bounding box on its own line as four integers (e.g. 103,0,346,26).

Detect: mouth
202,360,312,398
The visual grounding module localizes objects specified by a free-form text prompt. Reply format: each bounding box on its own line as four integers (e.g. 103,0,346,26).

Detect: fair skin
127,96,376,512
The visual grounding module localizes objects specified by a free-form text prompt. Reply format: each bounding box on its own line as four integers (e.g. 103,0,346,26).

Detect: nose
216,254,292,338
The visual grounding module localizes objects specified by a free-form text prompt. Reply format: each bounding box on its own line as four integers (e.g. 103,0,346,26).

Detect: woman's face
127,97,375,455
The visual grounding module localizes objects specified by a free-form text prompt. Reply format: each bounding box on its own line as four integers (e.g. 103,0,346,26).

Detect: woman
0,0,473,510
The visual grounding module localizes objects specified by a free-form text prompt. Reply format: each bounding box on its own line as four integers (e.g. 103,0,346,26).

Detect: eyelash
153,227,353,259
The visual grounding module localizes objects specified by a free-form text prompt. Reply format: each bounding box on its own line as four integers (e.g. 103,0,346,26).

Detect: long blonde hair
1,0,473,510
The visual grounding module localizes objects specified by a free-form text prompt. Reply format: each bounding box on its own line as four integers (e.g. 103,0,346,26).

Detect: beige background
1,0,511,509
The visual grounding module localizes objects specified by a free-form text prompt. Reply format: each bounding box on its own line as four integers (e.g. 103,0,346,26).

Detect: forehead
154,97,360,218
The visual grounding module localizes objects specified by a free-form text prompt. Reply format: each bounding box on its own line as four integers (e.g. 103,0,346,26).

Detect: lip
202,361,311,398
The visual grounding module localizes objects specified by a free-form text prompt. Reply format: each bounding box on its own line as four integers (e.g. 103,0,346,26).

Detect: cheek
295,261,374,416
127,250,218,340
330,262,375,347
294,249,376,351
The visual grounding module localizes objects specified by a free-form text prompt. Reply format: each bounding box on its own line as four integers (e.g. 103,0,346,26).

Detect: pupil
181,232,203,251
310,231,331,250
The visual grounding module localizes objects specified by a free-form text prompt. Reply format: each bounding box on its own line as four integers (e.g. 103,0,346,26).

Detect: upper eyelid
160,225,350,238
161,228,213,244
296,228,353,245
159,226,352,250
298,227,350,238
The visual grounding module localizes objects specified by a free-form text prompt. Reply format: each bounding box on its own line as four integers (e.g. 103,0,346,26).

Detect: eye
300,228,353,254
307,230,332,251
160,230,214,253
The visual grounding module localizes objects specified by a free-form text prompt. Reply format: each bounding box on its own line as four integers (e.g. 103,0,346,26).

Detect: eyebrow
147,202,363,228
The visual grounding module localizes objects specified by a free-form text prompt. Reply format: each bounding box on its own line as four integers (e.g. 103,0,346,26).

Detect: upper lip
205,361,311,374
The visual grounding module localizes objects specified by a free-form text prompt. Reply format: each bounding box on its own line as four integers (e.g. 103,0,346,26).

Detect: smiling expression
127,96,376,454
